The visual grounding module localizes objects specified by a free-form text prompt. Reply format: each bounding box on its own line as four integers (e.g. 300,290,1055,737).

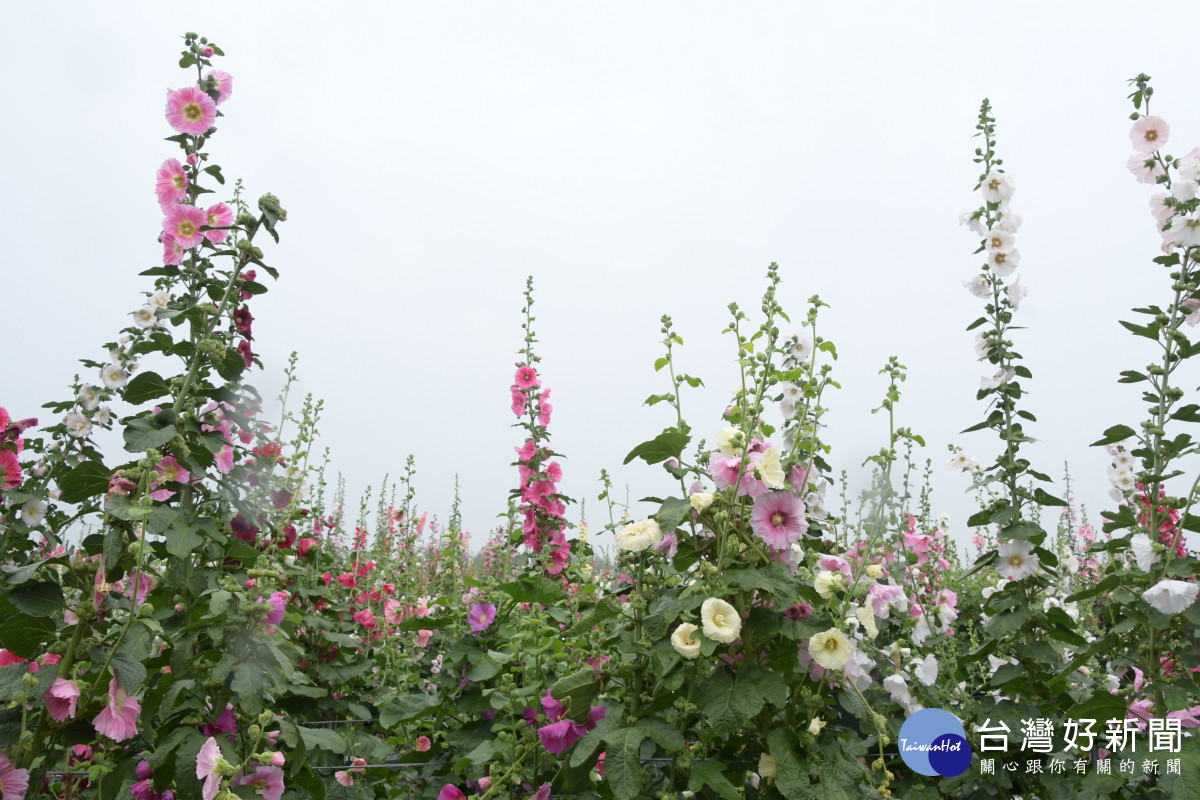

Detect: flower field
3,32,1200,800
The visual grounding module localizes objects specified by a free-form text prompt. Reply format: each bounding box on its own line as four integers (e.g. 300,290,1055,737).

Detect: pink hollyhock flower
384,599,404,624
515,439,537,462
337,573,357,589
196,736,222,800
785,602,814,619
415,736,431,752
124,571,155,606
93,676,140,742
202,703,236,738
205,70,233,104
297,537,317,556
541,690,566,722
200,46,215,57
163,204,207,249
532,783,553,800
214,444,235,474
44,678,80,722
334,771,354,787
514,365,540,389
234,307,253,336
0,753,30,800
437,785,466,800
653,529,679,559
237,339,253,368
354,609,377,630
1131,115,1169,153
156,158,188,207
537,719,588,754
166,85,217,135
205,202,235,244
1128,152,1166,185
538,388,553,427
265,592,288,626
415,629,433,647
0,651,24,668
869,583,908,619
750,492,808,550
511,386,526,416
468,602,496,634
235,766,284,800
1,451,22,490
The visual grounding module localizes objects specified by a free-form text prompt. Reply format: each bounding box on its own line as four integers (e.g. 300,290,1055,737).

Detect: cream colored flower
814,570,842,599
716,426,744,458
701,598,741,643
671,623,702,659
809,628,854,670
614,519,663,552
865,564,884,580
757,754,778,779
689,492,714,512
854,606,878,639
754,447,786,489
807,717,826,736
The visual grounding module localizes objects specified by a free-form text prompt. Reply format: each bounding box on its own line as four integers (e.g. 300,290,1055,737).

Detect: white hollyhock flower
997,540,1039,581
149,290,171,309
789,330,814,362
808,628,855,670
1130,115,1170,153
1171,212,1200,248
884,674,912,705
701,598,741,643
980,172,1015,204
1141,579,1198,615
996,211,1023,232
987,248,1020,277
1171,179,1199,202
757,754,777,779
715,426,744,458
21,500,47,528
1109,468,1136,493
671,623,702,659
913,654,939,687
1006,276,1027,311
614,519,662,552
912,614,932,647
132,304,158,329
985,228,1015,254
100,364,128,390
854,606,878,639
814,570,842,599
63,412,92,438
963,274,991,299
689,492,714,512
959,211,986,236
981,369,1017,390
1129,534,1159,572
77,385,100,411
95,407,113,427
755,446,785,489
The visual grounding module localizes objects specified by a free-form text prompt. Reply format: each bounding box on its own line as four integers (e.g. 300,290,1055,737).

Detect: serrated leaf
123,371,173,405
59,460,111,504
379,694,440,728
6,581,65,617
655,497,692,535
298,725,347,754
498,576,564,604
1092,424,1137,447
623,427,690,466
601,727,647,800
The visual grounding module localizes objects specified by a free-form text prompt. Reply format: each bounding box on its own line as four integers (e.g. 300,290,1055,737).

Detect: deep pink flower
415,736,431,752
0,753,30,800
415,629,433,647
297,537,317,556
156,158,188,207
514,365,540,389
265,592,287,626
205,202,235,244
538,388,553,427
532,783,553,800
205,70,233,104
337,573,357,589
237,340,253,368
468,602,496,634
92,676,140,742
201,704,236,738
515,439,537,462
353,608,377,630
166,86,217,135
437,785,465,800
511,386,526,416
537,719,587,754
0,451,21,490
785,603,814,619
749,491,808,550
541,690,566,722
235,766,284,800
44,678,80,722
233,307,253,336
163,204,207,249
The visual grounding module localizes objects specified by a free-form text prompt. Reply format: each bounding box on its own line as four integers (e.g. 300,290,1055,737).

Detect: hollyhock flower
204,202,235,244
265,592,287,626
748,492,807,550
716,426,744,458
614,519,662,552
514,365,540,389
854,606,878,639
869,583,908,618
235,766,285,800
383,599,404,624
913,654,939,686
163,204,208,249
1006,276,1027,310
701,598,741,643
1170,212,1200,248
814,570,842,600
437,785,466,800
541,690,567,722
980,368,1017,390
196,737,224,800
1128,152,1165,185
996,540,1039,581
205,70,233,104
468,602,496,634
44,678,81,722
1130,115,1169,153
93,676,140,741
987,248,1019,277
125,571,155,606
0,754,29,800
415,629,433,647
156,158,188,207
959,210,986,235
809,629,854,670
532,783,553,800
537,719,588,754
1182,298,1200,327
334,771,354,787
166,85,217,135
1171,179,1199,202
786,603,813,619
0,451,21,490
1130,533,1159,572
754,446,786,489
101,363,128,390
819,554,853,580
652,528,679,559
237,339,254,367
980,171,1014,204
808,717,827,736
415,736,432,752
202,704,236,738
538,388,553,427
671,622,702,659
790,330,814,361
214,445,235,474
162,233,184,265
962,274,991,299
690,492,714,512
297,537,317,556
20,499,46,528
510,386,526,416
353,608,377,630
1142,579,1199,615
75,385,100,411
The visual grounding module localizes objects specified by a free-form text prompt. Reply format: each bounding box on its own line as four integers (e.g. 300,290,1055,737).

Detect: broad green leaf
623,427,690,466
59,460,111,503
6,581,64,617
654,497,692,535
123,371,173,405
498,576,564,604
689,760,740,800
601,727,647,800
298,725,347,754
1091,424,1136,447
380,693,440,727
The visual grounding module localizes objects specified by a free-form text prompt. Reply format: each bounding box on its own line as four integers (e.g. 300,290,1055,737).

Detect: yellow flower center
995,253,1007,265
1146,130,1158,141
183,102,204,122
1007,554,1024,569
173,174,185,189
178,221,196,238
771,512,785,528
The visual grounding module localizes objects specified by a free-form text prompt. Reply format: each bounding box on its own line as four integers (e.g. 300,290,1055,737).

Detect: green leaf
699,668,775,736
1031,487,1067,506
6,581,65,617
123,371,173,405
1120,319,1160,340
231,663,266,715
59,460,111,504
203,164,225,185
1172,404,1200,423
379,693,440,728
497,576,564,604
551,668,601,718
568,597,621,635
123,416,177,454
623,427,690,466
636,717,684,752
298,725,347,754
654,357,669,372
985,606,1032,638
601,727,647,800
166,518,205,558
0,603,54,659
1118,370,1148,384
689,760,740,800
654,497,693,535
1000,522,1044,543
1092,424,1136,447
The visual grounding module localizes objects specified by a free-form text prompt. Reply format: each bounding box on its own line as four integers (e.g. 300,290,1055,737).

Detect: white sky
6,3,1200,553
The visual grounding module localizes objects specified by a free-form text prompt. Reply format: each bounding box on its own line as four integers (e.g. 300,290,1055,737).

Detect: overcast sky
7,3,1200,555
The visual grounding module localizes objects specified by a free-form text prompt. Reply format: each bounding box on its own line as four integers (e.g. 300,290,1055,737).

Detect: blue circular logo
898,709,972,777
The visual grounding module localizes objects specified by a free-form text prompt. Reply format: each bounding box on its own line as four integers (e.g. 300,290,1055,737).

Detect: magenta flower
540,690,566,722
92,675,140,742
538,388,553,427
205,70,234,104
235,766,284,800
537,719,588,754
468,602,496,634
165,85,217,135
1,450,22,490
437,785,466,800
532,783,554,800
354,608,377,630
155,158,188,208
514,365,540,389
0,753,30,800
749,491,807,550
201,703,236,738
511,386,526,416
43,677,80,722
265,591,288,626
204,202,235,244
163,204,208,249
